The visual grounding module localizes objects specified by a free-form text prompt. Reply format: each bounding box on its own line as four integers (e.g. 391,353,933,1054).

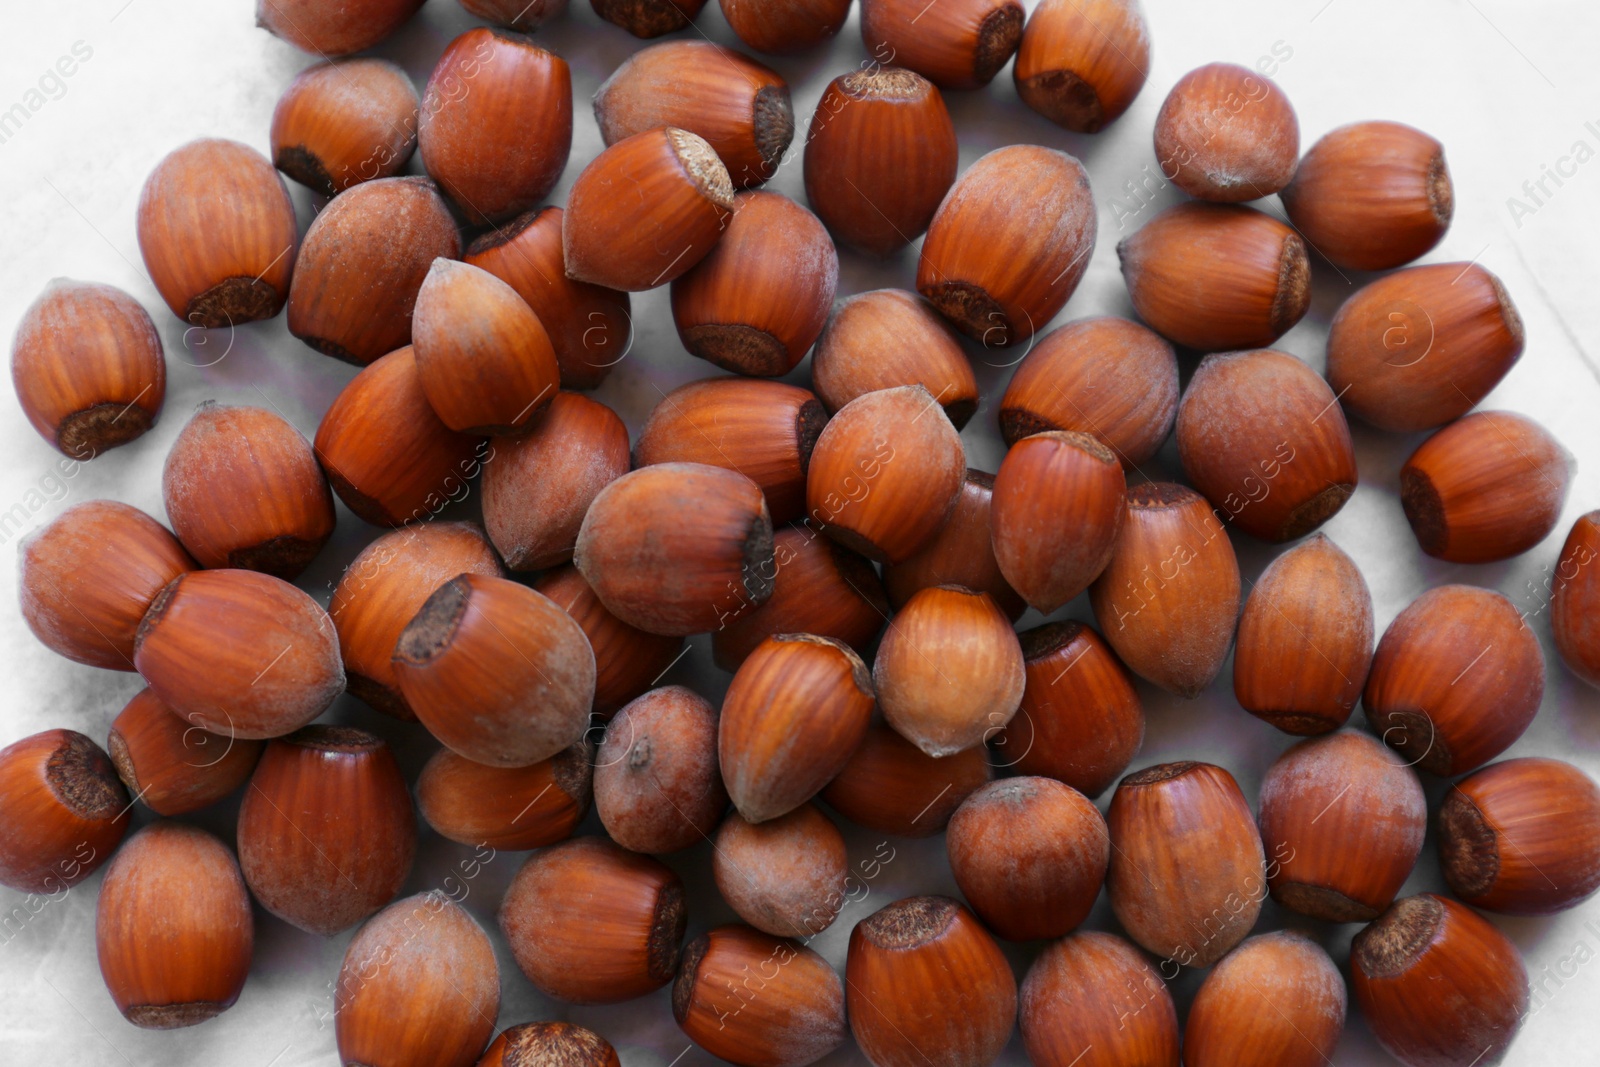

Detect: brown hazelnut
11,279,165,458
535,565,687,716
713,803,848,938
270,58,418,195
860,0,1024,89
1183,932,1345,1067
1153,63,1299,201
1013,0,1150,133
722,0,850,54
884,469,1025,620
596,685,728,853
0,729,128,893
1019,931,1179,1067
458,0,567,31
811,289,975,427
1552,510,1600,689
591,0,708,37
256,0,424,56
108,688,263,817
476,1023,618,1067
820,722,991,836
416,742,592,852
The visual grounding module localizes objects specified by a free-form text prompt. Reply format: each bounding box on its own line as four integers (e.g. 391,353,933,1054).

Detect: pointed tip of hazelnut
124,1001,232,1030
1270,233,1312,336
752,85,794,175
185,276,283,331
46,730,128,820
973,4,1025,84
1016,69,1106,133
859,895,960,949
1353,894,1444,979
393,575,473,665
1427,149,1454,227
671,932,709,1024
648,879,689,982
666,128,735,212
1438,789,1499,897
1122,760,1201,787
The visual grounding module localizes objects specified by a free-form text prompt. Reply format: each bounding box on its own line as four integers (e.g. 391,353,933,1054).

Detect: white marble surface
1,0,1598,1064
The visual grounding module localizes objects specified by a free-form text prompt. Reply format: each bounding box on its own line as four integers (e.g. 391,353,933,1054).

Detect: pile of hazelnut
6,0,1599,1065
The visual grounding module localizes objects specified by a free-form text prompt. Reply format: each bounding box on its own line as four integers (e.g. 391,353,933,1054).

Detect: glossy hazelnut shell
860,0,1024,90
918,145,1096,346
595,42,793,189
1020,931,1179,1067
162,403,335,578
1183,932,1345,1067
417,742,592,851
257,0,425,56
1088,483,1241,699
1107,761,1265,967
270,58,418,195
108,688,263,817
11,279,165,458
998,315,1178,468
803,68,957,257
1400,410,1571,564
20,500,195,671
999,620,1143,799
1233,533,1374,735
723,0,850,53
0,729,129,893
820,723,991,837
1326,262,1523,433
95,823,252,1029
499,836,687,1004
137,138,298,329
535,565,687,716
287,177,462,366
1258,730,1426,922
134,570,344,739
1013,0,1150,133
1176,348,1357,542
1118,202,1310,351
811,289,974,426
884,469,1025,620
482,392,630,570
1362,584,1544,777
575,462,776,636
1552,511,1600,689
237,726,416,935
720,634,874,823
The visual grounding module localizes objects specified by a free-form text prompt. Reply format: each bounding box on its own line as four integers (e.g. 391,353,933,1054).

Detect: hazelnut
1351,894,1527,1067
711,525,887,671
457,0,567,31
1326,262,1523,432
591,0,708,37
328,521,503,720
417,741,592,852
313,346,485,527
575,462,775,636
335,892,499,1067
811,289,975,427
845,896,1018,1067
1400,410,1572,563
1281,120,1452,270
411,258,560,435
270,58,418,195
820,722,991,837
805,384,966,564
418,29,572,225
0,729,128,893
674,925,847,1067
1153,63,1299,201
463,207,632,391
20,500,195,671
1087,483,1241,698
671,191,837,377
562,127,734,291
860,0,1024,89
482,392,630,570
1258,730,1426,922
918,145,1096,346
595,685,728,853
947,777,1108,941
534,564,687,716
1019,931,1179,1067
992,431,1126,612
874,585,1024,757
256,0,424,56
11,279,165,458
137,138,298,329
107,688,264,817
1013,0,1150,133
1118,202,1310,351
477,1023,618,1067
1233,532,1374,735
500,836,687,1004
133,569,345,739
712,803,848,938
1183,932,1345,1067
1439,757,1600,915
1107,761,1265,968
998,620,1144,799
1363,584,1544,777
162,402,336,578
95,823,252,1029
1176,348,1357,541
635,378,827,525
594,41,793,189
1552,510,1600,689
393,573,595,767
287,176,462,365
803,69,958,257
720,634,874,822
237,726,415,936
884,469,1025,620
722,0,850,54
998,315,1179,468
